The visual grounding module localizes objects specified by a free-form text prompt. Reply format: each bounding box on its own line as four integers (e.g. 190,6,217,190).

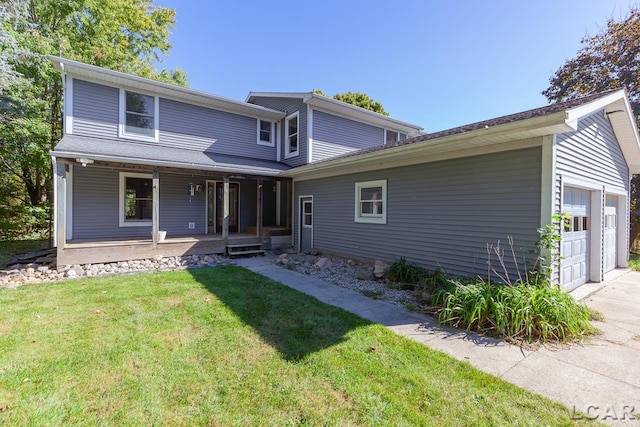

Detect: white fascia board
564,89,627,129
50,150,284,177
49,56,285,122
303,94,424,135
282,111,569,179
247,91,424,135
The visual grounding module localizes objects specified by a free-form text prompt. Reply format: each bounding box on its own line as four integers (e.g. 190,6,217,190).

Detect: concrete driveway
501,271,640,425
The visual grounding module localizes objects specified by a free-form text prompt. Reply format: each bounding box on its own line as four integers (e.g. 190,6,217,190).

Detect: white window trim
355,179,387,224
285,111,299,159
119,171,154,227
384,129,399,144
118,88,159,142
257,119,275,147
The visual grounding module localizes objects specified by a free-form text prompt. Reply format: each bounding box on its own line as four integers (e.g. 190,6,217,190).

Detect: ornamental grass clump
430,280,599,343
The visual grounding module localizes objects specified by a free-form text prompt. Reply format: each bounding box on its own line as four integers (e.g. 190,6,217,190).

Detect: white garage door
604,195,618,273
562,187,591,291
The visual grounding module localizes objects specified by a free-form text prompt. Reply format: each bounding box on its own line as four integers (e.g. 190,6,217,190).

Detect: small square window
386,130,398,144
355,180,387,224
257,119,274,146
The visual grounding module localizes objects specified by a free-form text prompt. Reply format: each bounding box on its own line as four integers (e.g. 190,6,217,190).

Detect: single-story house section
283,90,640,291
48,56,640,292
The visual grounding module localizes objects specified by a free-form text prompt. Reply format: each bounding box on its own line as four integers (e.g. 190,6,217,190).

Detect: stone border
0,254,232,289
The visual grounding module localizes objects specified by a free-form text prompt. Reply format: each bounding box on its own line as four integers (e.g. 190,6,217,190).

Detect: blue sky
154,0,636,132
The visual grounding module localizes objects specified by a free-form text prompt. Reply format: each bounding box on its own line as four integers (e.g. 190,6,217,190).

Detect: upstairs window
355,180,387,224
285,112,299,158
385,130,398,144
120,90,158,141
257,119,275,146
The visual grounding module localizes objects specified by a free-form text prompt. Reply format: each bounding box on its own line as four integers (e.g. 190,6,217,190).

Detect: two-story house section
48,57,424,266
246,92,424,167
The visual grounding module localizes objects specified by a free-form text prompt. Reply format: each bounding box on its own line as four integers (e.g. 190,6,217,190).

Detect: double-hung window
120,90,159,141
285,112,299,158
119,172,154,227
257,119,275,146
355,180,387,224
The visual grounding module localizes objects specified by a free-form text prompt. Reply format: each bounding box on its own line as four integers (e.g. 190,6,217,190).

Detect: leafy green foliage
630,254,640,271
333,91,389,115
0,0,187,237
312,90,389,115
430,281,599,343
543,7,640,246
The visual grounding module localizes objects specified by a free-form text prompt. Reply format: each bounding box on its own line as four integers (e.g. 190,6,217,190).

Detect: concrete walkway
236,256,640,425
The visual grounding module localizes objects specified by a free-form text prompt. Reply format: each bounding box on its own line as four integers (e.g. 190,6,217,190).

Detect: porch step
226,243,265,258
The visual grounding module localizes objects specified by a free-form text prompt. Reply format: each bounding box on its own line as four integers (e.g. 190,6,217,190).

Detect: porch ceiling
51,135,290,177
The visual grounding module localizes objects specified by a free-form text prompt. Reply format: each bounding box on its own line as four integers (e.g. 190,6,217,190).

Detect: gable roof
49,56,285,122
246,91,424,136
282,89,640,180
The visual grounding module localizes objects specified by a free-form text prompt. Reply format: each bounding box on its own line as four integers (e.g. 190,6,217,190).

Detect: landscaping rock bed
276,253,422,310
0,254,232,289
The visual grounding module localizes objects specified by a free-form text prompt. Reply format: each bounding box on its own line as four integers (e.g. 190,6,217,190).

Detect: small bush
385,257,429,285
629,254,640,271
429,281,599,343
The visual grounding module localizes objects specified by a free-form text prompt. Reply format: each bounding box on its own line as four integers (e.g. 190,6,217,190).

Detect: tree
0,0,186,238
542,7,640,248
333,92,389,116
313,90,389,115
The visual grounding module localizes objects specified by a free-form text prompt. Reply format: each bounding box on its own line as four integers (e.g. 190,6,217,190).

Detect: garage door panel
562,187,590,291
604,195,617,273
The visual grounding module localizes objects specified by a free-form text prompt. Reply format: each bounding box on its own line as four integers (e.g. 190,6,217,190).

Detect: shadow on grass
189,265,371,362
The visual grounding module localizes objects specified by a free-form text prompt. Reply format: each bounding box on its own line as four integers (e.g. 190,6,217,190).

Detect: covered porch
52,139,293,266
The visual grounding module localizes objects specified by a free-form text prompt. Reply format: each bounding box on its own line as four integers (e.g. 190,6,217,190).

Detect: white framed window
302,199,313,227
285,111,299,158
257,119,275,146
355,179,387,224
119,172,154,227
385,129,398,144
119,89,159,142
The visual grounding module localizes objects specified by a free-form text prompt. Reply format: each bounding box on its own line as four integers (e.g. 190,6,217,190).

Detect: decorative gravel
277,253,423,309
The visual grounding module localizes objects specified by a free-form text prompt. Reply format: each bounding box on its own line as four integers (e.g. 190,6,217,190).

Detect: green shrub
385,257,428,285
429,281,599,343
629,254,640,271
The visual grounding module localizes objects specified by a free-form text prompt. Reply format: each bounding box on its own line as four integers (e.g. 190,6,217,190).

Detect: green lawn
0,266,588,425
0,239,49,269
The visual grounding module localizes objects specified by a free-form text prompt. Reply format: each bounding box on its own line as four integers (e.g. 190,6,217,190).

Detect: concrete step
228,249,265,257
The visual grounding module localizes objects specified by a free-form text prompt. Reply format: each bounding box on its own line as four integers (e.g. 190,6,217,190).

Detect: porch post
222,175,229,242
257,179,263,240
286,179,292,230
55,161,66,249
152,170,159,248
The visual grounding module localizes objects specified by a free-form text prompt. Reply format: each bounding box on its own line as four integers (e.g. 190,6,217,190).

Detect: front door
299,196,313,252
207,181,239,234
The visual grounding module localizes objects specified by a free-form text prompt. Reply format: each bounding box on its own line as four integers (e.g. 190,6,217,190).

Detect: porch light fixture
75,158,94,167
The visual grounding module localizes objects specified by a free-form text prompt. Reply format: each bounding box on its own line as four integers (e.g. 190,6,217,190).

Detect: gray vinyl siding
71,79,277,161
159,99,276,161
72,79,119,139
72,167,207,239
311,110,385,162
554,111,630,283
249,97,308,167
294,147,542,280
555,111,629,191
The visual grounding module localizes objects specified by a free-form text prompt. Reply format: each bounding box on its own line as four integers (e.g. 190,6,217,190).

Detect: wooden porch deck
58,232,292,266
